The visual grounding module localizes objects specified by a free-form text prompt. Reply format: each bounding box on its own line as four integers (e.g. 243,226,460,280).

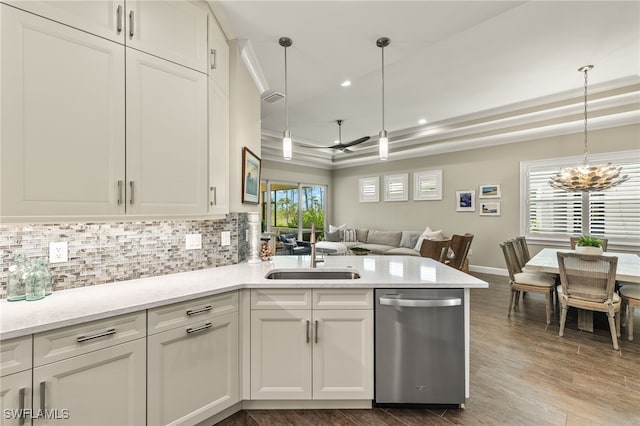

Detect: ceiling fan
300,120,370,153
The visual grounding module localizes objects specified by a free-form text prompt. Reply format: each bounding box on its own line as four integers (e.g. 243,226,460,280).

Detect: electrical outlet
185,233,202,250
221,231,231,246
49,241,68,263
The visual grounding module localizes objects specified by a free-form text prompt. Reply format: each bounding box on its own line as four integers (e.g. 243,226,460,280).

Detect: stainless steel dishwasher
375,288,465,407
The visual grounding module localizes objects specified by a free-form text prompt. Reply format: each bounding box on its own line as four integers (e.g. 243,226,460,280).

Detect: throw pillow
329,224,346,241
414,227,446,251
285,238,297,247
343,229,357,242
400,231,421,249
325,231,341,242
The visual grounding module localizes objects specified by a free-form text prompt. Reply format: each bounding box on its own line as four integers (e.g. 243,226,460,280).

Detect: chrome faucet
309,223,324,268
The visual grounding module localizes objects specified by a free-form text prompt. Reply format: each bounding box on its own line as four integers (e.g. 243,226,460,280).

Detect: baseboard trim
196,402,242,426
242,400,372,410
469,265,508,276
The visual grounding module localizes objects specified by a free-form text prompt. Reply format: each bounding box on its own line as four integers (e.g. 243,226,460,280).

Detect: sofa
316,227,445,256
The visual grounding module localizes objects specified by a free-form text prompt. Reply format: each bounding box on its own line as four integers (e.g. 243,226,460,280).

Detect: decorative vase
575,246,602,255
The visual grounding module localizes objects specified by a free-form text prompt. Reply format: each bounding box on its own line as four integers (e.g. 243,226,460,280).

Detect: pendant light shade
280,37,293,160
549,65,629,192
377,37,390,160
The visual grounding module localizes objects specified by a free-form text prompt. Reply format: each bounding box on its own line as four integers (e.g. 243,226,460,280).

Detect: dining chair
447,233,474,271
619,284,640,341
556,252,620,350
499,240,556,327
514,236,532,270
569,236,608,251
419,239,451,263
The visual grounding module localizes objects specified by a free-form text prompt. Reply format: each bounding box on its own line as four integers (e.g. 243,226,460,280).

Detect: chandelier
549,65,629,192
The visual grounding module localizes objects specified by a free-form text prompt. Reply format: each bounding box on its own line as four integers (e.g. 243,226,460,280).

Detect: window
520,150,640,247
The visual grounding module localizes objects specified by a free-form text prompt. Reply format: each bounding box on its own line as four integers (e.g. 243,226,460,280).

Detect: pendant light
280,36,293,160
377,37,390,160
549,65,629,191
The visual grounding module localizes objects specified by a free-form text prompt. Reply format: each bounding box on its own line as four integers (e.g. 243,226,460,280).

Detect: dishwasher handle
379,296,461,308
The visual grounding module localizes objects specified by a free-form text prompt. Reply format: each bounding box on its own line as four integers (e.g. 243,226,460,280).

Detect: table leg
578,309,594,332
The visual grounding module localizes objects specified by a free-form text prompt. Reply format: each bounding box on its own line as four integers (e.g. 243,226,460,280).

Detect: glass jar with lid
25,258,45,301
7,253,28,301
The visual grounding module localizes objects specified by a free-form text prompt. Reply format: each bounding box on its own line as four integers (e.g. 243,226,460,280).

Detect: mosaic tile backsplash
0,213,248,298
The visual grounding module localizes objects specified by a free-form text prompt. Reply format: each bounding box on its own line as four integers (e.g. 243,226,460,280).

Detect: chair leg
508,288,516,317
616,311,621,338
544,292,551,327
607,311,620,350
559,305,568,337
514,290,521,308
630,304,635,342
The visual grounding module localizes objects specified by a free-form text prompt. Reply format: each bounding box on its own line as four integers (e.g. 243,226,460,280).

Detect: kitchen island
0,256,488,425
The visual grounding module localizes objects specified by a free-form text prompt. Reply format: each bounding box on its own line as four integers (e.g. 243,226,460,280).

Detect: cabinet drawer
34,311,146,367
251,289,311,310
0,335,32,377
148,291,238,335
312,289,373,310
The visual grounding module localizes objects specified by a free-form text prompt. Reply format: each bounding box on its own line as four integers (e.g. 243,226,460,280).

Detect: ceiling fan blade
342,136,370,148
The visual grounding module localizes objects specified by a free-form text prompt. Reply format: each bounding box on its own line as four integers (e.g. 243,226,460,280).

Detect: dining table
525,248,640,332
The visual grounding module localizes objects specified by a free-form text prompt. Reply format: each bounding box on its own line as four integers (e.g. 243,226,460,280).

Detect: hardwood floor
217,273,640,425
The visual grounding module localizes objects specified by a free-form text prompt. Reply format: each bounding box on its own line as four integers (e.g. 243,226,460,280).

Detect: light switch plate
185,234,202,250
221,231,231,246
49,241,68,263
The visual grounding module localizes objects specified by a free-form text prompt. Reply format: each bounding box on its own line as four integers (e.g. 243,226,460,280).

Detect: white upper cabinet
0,4,126,217
3,0,126,43
127,0,208,73
126,48,208,215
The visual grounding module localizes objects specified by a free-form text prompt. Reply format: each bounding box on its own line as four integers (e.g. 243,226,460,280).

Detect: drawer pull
76,328,116,343
129,10,134,37
117,180,123,205
314,320,319,343
116,5,123,34
186,323,212,334
186,305,212,316
40,382,46,412
210,48,217,70
18,388,25,425
306,320,310,343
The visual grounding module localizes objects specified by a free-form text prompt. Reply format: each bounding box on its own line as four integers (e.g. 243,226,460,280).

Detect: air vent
262,90,285,104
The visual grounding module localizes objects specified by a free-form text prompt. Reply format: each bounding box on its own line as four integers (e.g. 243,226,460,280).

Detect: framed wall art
383,173,408,202
242,147,261,204
413,169,443,201
456,190,475,212
480,201,501,216
479,184,501,198
359,176,380,203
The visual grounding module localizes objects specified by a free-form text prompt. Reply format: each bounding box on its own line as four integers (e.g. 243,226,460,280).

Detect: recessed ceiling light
341,80,351,87
418,118,427,125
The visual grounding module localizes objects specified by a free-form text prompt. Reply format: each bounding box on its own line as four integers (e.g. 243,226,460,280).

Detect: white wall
332,124,640,268
229,40,261,213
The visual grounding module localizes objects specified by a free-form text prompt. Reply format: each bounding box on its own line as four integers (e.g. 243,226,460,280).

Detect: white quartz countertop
0,255,488,340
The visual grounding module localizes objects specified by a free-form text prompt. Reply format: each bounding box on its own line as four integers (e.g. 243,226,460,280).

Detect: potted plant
575,235,603,255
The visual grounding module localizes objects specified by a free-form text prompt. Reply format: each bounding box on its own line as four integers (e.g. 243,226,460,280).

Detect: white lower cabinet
250,289,373,401
0,370,32,426
147,292,239,425
32,338,146,426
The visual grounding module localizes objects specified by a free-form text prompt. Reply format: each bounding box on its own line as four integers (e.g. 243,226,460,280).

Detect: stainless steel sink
264,268,361,280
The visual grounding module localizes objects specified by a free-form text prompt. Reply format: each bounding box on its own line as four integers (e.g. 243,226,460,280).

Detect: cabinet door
0,370,32,426
126,48,208,215
32,339,145,426
250,310,312,400
207,14,229,94
312,310,373,400
3,0,125,43
126,0,208,73
0,5,126,218
147,312,238,426
208,82,229,215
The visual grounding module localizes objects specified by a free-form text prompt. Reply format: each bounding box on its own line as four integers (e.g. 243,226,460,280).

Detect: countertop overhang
0,255,488,340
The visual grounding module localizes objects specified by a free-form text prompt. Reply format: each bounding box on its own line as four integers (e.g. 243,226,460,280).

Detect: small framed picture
480,201,501,216
479,184,501,198
242,147,261,204
456,190,475,212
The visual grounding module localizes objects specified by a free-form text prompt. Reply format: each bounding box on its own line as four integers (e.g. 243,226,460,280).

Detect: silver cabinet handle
314,320,319,344
129,181,134,205
186,323,212,334
116,5,123,34
186,305,212,316
128,10,134,37
210,186,216,206
76,328,116,343
306,320,310,343
379,296,462,308
18,388,25,426
117,180,123,205
210,48,217,70
40,382,46,412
